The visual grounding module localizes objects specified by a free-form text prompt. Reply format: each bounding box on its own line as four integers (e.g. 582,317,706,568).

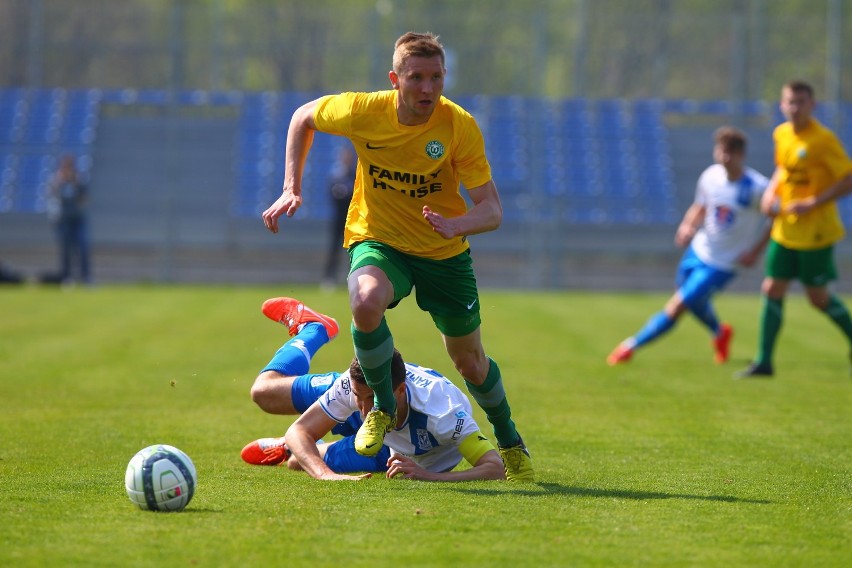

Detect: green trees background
0,0,849,102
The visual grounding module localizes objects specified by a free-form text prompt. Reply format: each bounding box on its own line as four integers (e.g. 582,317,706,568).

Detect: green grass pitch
0,285,850,567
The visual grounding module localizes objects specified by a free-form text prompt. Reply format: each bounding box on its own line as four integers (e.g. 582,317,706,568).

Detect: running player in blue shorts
243,297,504,481
608,127,770,366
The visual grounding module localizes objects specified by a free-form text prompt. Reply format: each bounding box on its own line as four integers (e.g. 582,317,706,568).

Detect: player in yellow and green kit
261,32,532,481
738,80,852,378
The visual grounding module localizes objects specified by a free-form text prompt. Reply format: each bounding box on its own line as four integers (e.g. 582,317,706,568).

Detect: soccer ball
124,444,196,512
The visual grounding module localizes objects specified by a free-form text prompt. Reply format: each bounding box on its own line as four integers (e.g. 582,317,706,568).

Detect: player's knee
350,295,385,331
452,353,487,384
249,373,280,413
250,381,273,412
807,294,830,311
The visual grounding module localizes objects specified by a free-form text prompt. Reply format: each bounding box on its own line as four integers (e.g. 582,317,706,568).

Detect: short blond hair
392,32,445,73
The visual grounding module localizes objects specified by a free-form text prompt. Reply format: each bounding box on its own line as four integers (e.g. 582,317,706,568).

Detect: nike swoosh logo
466,298,478,310
366,143,387,150
365,443,378,448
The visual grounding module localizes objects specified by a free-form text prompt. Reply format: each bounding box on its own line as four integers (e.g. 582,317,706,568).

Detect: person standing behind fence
737,80,852,378
261,31,533,481
46,154,91,285
607,126,770,366
321,144,356,288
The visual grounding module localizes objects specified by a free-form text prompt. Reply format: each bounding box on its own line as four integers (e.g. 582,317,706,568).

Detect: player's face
390,55,445,126
713,143,744,171
779,87,814,129
351,379,404,423
351,380,375,417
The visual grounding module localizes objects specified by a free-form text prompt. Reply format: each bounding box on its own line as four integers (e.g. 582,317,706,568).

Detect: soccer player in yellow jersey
738,80,852,378
261,32,533,481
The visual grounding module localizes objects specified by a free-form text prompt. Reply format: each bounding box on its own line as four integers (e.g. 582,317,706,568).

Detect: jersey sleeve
694,167,711,206
312,93,354,138
821,132,852,181
452,111,492,191
429,399,482,450
457,430,497,467
750,170,770,209
318,373,357,424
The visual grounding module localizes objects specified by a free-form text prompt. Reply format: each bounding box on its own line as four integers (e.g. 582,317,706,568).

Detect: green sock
351,318,396,414
464,357,519,448
824,295,852,345
756,296,783,366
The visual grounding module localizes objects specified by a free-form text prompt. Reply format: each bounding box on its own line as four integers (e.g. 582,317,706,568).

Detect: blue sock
260,323,330,375
632,311,676,348
688,300,720,335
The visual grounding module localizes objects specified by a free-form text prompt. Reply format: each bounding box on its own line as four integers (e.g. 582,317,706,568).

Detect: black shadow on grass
449,483,772,504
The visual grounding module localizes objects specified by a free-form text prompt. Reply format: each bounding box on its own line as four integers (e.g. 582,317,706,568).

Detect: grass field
1,284,850,567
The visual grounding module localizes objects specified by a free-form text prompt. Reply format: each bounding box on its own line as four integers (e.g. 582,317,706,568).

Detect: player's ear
389,70,399,89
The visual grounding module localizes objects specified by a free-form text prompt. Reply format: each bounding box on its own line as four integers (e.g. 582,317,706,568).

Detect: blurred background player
737,80,852,378
244,296,505,481
260,32,532,481
608,126,770,366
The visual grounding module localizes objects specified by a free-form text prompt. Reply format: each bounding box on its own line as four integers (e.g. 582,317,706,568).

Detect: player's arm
385,430,505,482
787,172,852,216
284,402,371,481
760,168,782,216
674,203,706,247
737,223,772,268
423,180,503,239
262,98,321,233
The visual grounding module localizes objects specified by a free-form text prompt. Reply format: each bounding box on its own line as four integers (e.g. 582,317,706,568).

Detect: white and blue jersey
319,363,481,473
690,164,770,271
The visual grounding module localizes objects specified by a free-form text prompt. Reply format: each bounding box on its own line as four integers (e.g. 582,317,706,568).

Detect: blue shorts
322,435,390,473
291,373,389,472
290,372,362,437
675,247,735,308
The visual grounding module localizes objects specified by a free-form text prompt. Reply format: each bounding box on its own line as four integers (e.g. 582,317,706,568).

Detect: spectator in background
737,80,852,378
47,154,91,285
322,144,356,288
608,126,771,366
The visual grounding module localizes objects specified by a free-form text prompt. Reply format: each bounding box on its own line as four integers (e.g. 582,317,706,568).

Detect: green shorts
348,240,481,337
765,240,837,287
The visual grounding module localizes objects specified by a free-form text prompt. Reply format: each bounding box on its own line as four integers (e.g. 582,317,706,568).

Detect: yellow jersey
771,119,852,250
312,90,493,260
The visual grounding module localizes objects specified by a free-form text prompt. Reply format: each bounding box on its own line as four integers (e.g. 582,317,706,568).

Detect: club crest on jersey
416,429,433,451
425,140,444,160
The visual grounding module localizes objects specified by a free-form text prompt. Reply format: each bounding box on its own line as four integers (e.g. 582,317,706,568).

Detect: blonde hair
392,32,445,73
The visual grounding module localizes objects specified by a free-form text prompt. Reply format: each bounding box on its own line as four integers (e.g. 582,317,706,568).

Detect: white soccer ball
124,444,196,512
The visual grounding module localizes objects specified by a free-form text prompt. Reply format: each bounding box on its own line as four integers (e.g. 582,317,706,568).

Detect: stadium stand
0,88,98,214
3,87,852,228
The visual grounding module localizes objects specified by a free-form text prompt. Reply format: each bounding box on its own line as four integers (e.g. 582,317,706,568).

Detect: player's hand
422,206,458,239
736,249,759,267
318,471,372,481
261,190,303,233
386,455,435,481
785,197,817,216
674,223,696,247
